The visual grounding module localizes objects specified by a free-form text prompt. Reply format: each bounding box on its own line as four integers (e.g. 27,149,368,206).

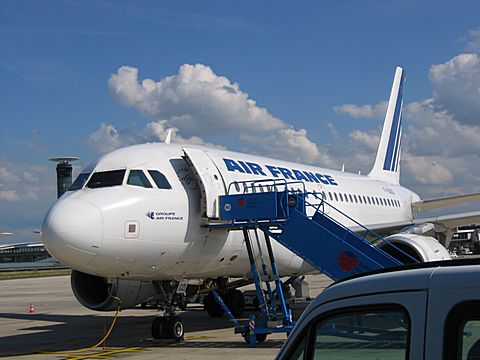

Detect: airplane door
183,147,226,219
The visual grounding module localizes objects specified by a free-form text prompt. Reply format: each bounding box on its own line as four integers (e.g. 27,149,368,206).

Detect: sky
0,0,479,244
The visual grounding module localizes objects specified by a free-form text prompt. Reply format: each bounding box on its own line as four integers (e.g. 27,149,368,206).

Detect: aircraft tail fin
368,67,405,184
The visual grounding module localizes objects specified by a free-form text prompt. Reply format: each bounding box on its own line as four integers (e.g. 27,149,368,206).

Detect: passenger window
86,170,126,189
127,170,152,188
445,301,480,360
350,194,354,203
311,307,410,359
329,192,333,201
69,173,91,191
334,193,338,201
148,170,172,189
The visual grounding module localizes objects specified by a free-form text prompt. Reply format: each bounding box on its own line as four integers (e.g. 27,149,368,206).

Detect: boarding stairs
205,179,418,346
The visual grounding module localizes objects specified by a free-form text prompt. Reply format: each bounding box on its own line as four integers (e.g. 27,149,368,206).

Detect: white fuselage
41,142,419,281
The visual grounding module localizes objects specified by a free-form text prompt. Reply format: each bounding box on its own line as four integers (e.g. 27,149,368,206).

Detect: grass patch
0,268,71,280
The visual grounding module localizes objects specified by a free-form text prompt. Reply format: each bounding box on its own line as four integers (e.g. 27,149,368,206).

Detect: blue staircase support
206,178,418,346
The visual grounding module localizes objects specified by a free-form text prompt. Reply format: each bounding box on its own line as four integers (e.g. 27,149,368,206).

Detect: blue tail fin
368,67,405,184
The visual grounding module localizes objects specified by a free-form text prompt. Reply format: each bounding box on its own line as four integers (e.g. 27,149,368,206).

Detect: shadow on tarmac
0,307,237,356
0,307,286,357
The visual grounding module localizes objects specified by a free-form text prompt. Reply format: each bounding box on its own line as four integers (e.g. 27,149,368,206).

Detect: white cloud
108,64,285,136
429,53,480,124
330,53,480,198
326,122,339,139
404,99,480,157
101,64,322,164
402,154,453,185
0,190,21,202
462,27,480,53
88,123,123,153
0,167,20,183
145,120,224,149
349,130,379,151
333,101,387,119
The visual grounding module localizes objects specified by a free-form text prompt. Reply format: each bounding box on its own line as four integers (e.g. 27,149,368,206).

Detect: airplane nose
42,198,103,265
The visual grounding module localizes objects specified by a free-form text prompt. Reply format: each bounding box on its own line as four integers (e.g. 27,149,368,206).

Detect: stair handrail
290,191,420,265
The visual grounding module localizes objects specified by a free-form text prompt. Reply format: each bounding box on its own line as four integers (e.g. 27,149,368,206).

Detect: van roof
312,258,480,307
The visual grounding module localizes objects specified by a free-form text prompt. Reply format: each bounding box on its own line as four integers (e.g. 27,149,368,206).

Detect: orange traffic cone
28,303,35,314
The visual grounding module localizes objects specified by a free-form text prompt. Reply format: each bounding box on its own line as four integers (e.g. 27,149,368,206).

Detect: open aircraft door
183,147,226,219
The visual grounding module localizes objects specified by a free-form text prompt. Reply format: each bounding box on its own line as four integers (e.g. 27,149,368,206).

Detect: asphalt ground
0,274,333,360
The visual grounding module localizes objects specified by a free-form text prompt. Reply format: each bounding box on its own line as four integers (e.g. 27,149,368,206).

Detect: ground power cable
41,293,122,356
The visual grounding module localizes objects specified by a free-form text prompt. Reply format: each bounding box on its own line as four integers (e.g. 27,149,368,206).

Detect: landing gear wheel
204,291,224,317
225,290,245,317
151,316,168,339
167,316,184,342
242,331,268,344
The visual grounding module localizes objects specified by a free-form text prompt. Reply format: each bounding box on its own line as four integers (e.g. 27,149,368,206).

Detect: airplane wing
353,211,480,238
411,193,480,213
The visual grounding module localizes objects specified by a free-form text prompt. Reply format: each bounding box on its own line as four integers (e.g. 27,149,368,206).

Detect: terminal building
0,243,51,263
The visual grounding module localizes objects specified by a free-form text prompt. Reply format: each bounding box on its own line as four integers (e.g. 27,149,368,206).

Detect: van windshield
86,170,126,189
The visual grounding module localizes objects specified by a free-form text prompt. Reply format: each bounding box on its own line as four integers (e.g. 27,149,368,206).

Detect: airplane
41,67,480,341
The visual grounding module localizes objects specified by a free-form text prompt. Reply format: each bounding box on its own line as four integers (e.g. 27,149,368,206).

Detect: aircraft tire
225,290,245,317
167,316,184,341
204,291,224,317
151,316,168,339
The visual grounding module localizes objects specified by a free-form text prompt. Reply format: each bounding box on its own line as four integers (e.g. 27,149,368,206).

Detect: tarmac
0,274,333,359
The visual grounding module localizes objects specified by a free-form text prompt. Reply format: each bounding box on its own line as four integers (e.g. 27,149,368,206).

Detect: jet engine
376,233,451,264
71,270,157,311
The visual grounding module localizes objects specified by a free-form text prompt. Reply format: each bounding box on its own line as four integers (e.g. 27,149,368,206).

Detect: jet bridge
205,179,419,346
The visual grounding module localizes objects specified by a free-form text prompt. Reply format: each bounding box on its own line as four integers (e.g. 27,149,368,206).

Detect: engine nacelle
71,270,157,311
377,233,451,264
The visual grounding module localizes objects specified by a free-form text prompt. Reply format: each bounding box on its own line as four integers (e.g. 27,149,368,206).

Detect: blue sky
1,0,479,243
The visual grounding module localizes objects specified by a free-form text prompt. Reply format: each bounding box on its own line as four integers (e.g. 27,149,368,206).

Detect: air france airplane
41,67,480,340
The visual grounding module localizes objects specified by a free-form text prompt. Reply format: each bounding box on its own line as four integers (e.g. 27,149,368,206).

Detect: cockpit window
127,170,153,188
148,170,171,189
86,170,126,189
69,173,91,191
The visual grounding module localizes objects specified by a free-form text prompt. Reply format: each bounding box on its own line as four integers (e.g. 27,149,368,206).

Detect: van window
444,301,480,360
127,170,152,188
311,307,410,359
148,170,172,189
86,170,126,189
69,173,91,191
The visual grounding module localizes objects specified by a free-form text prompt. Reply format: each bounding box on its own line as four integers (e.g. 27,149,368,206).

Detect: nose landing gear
151,315,184,341
150,281,186,341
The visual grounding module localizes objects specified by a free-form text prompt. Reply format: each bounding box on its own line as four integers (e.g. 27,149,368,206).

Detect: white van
276,260,480,360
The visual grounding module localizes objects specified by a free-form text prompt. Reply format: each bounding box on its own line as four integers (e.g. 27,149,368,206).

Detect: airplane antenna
165,129,172,144
49,157,79,198
341,164,345,172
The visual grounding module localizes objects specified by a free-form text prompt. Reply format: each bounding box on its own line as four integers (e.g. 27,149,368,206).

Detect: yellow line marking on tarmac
64,347,145,360
185,335,216,340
